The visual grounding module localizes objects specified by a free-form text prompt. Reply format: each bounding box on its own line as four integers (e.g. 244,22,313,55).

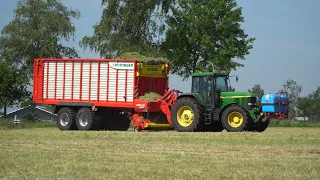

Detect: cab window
192,76,211,92
215,76,228,92
192,77,200,92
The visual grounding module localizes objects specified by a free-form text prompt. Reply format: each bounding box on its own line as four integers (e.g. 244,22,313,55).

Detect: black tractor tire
221,105,249,132
75,107,100,130
204,121,224,132
56,107,77,131
171,97,205,132
249,119,270,132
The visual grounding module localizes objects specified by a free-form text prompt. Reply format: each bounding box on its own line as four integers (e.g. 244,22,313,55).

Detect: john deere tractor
170,71,270,132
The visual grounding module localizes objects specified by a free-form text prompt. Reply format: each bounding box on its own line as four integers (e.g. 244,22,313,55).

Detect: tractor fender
219,102,238,118
177,93,202,104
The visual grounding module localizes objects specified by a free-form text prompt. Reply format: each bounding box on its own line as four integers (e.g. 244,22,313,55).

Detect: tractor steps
204,108,212,124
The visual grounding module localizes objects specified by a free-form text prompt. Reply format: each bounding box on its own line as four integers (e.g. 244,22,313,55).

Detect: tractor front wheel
171,98,204,132
221,106,248,132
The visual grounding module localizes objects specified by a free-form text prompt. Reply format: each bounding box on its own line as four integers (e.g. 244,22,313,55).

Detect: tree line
0,0,317,121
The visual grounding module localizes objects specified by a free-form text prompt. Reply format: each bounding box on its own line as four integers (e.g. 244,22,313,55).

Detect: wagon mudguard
54,102,93,114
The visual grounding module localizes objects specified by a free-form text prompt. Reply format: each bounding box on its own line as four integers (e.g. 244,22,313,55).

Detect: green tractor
170,71,269,132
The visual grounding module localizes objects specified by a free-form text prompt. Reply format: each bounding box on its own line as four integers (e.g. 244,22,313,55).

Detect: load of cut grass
117,52,168,65
138,92,162,101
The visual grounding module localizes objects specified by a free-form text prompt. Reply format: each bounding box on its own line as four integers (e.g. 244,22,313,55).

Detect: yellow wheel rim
227,112,244,128
177,106,194,127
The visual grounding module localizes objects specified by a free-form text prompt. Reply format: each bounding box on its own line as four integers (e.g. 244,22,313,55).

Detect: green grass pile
117,52,168,65
138,92,162,101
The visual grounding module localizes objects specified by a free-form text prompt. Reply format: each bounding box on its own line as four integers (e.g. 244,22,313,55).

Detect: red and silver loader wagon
33,58,179,131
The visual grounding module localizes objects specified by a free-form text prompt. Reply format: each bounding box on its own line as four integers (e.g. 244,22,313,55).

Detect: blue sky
0,0,319,99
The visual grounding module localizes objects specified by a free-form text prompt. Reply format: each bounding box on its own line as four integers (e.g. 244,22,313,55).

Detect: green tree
282,79,302,117
248,84,264,106
163,0,255,77
297,86,320,121
0,0,80,78
0,56,29,117
297,95,313,120
82,0,254,78
81,0,171,58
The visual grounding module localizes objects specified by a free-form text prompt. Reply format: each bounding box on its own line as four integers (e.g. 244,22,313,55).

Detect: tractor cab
191,71,230,108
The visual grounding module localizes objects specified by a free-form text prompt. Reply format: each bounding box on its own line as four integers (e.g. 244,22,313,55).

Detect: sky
0,0,319,111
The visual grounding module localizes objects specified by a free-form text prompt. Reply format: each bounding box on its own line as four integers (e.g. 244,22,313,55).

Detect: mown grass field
0,127,319,180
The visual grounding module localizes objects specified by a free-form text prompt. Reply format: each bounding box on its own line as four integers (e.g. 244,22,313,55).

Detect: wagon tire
56,107,77,131
76,107,100,130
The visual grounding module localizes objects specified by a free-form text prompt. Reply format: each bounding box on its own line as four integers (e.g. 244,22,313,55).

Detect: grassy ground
0,119,56,130
269,120,320,128
0,127,319,179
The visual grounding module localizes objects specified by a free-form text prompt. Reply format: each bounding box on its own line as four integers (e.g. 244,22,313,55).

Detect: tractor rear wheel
221,106,248,132
76,107,100,130
56,107,77,131
171,98,204,132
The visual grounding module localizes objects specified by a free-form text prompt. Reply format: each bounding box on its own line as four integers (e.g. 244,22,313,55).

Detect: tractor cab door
214,76,229,92
214,76,229,106
192,76,215,107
